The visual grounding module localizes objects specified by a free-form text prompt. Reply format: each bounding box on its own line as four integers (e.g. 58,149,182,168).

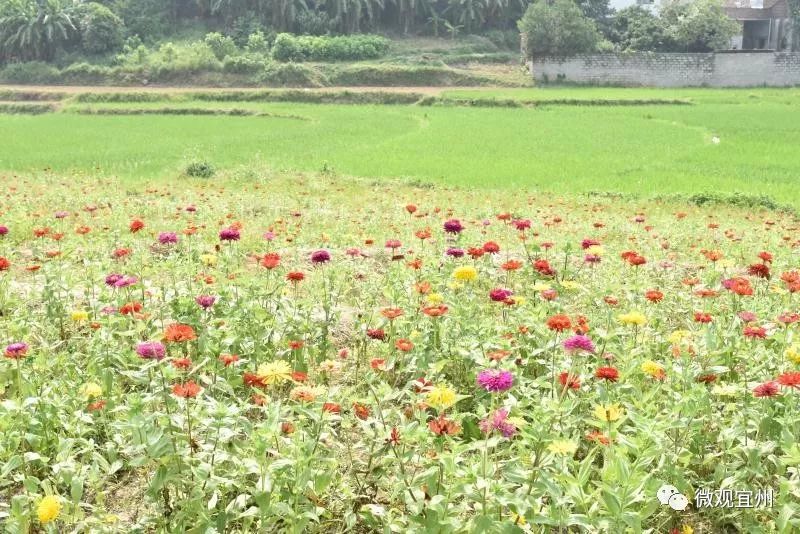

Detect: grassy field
1,87,799,206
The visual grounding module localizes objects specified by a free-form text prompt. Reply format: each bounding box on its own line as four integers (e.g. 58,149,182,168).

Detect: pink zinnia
489,288,513,302
136,341,166,360
477,369,514,392
563,334,595,353
479,408,517,438
310,249,331,263
4,342,28,359
0,225,7,236
219,228,240,241
195,295,216,309
443,219,463,234
158,232,178,244
753,381,779,397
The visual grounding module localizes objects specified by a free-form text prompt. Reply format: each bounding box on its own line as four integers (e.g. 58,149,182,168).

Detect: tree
518,0,601,58
611,5,672,51
0,0,76,61
74,2,124,54
660,0,738,52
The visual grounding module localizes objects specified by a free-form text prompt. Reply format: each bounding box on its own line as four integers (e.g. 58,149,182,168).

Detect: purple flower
115,276,138,288
563,334,595,353
0,225,8,236
513,219,531,231
738,311,757,323
158,232,178,245
196,295,216,309
4,342,28,359
263,231,275,241
446,247,464,258
581,238,600,249
105,273,123,287
136,341,166,360
101,306,117,314
584,254,601,264
346,248,362,257
55,211,69,219
443,219,464,234
479,408,517,438
477,369,514,392
311,249,331,264
489,288,513,302
219,228,240,241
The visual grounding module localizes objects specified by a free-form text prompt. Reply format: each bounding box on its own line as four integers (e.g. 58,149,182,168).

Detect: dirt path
0,84,468,95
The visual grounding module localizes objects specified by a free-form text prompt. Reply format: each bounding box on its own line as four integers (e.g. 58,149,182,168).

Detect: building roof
724,0,788,19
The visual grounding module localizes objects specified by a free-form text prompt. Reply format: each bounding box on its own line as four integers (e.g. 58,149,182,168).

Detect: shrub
186,161,216,178
245,31,270,54
75,2,125,55
204,32,238,60
223,54,268,74
60,62,113,84
0,62,61,84
294,11,331,36
271,34,390,62
327,65,490,86
611,6,673,51
256,62,327,86
661,0,739,52
518,0,601,58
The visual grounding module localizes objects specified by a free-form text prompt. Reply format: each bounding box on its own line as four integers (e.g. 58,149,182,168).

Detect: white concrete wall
531,52,800,87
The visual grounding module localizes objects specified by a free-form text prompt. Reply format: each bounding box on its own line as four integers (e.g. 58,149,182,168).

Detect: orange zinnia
163,323,197,343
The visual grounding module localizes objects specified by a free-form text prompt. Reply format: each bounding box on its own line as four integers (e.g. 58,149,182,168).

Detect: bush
611,6,673,51
223,54,268,74
204,33,239,60
61,62,113,84
75,2,125,55
186,161,216,178
245,31,270,54
518,0,601,58
0,62,61,84
327,65,491,86
661,0,739,52
271,34,390,62
294,11,332,36
256,62,327,86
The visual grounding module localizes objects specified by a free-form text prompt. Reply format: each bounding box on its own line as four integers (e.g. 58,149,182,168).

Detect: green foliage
245,30,270,54
60,61,114,83
0,0,77,62
257,61,328,86
185,160,216,177
223,53,269,73
271,33,390,62
74,2,124,54
611,6,673,51
518,0,601,58
204,32,239,60
660,0,739,52
0,61,60,83
112,0,171,41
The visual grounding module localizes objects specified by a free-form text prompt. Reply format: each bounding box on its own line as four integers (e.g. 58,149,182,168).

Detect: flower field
1,172,800,532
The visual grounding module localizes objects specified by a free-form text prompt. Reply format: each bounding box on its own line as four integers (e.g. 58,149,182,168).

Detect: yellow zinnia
426,384,457,410
81,382,102,400
256,360,293,385
548,439,577,456
593,403,622,422
668,330,690,345
71,310,89,322
786,344,800,364
200,254,217,267
585,244,604,256
37,495,61,524
617,311,646,326
641,360,664,378
452,265,478,282
426,293,444,304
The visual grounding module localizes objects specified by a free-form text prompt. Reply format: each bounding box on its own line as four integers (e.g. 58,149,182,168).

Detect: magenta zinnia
476,369,514,392
563,334,595,353
136,341,166,361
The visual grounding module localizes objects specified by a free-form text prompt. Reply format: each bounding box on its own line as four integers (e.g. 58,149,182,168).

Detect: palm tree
0,0,76,62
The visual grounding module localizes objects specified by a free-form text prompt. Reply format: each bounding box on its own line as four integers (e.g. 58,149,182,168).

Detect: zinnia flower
443,219,464,234
593,403,622,422
256,360,293,385
479,408,517,438
753,381,780,397
489,288,513,302
558,372,580,390
595,366,619,381
81,382,103,399
4,342,28,359
476,369,514,392
310,249,331,264
563,334,595,353
172,380,202,398
195,295,216,309
136,341,166,360
617,312,646,326
452,265,478,281
641,360,666,380
426,384,457,410
158,232,178,245
777,372,800,388
219,227,240,241
548,440,577,456
37,495,61,524
163,324,197,343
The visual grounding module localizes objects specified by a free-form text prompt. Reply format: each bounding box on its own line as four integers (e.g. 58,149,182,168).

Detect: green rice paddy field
1,87,799,204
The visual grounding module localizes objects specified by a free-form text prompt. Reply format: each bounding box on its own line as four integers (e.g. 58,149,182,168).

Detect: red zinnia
261,253,280,269
595,367,619,382
286,271,305,283
558,372,580,390
172,380,202,398
546,314,572,332
753,381,780,397
130,219,145,233
777,372,800,388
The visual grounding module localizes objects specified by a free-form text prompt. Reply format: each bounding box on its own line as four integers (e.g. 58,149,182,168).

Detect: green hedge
271,33,389,62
